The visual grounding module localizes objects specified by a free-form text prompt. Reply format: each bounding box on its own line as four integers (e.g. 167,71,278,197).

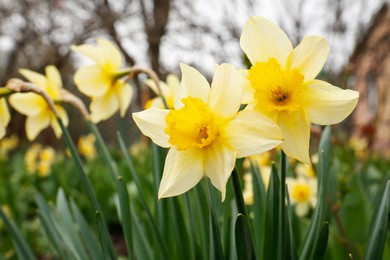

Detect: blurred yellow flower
243,152,272,190
243,173,254,205
78,134,97,160
72,38,133,123
0,98,10,140
9,66,69,140
0,135,18,158
295,163,316,178
24,144,55,177
286,176,317,217
240,16,359,163
133,64,283,201
25,144,42,173
144,74,179,109
349,136,368,159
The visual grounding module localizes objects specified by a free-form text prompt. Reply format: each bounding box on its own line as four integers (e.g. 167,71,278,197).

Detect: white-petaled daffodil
9,66,68,140
240,16,359,163
72,38,133,123
133,63,283,201
144,74,179,109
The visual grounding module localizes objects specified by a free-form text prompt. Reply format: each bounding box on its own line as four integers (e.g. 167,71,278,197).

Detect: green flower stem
232,167,247,216
280,150,287,259
113,68,133,80
57,118,117,259
208,181,224,260
0,87,14,98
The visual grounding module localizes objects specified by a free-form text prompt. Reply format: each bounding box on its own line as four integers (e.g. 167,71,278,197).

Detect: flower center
292,183,311,202
247,58,307,114
165,97,219,150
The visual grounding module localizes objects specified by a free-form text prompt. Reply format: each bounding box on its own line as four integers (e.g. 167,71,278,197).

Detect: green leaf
299,126,331,260
235,213,256,260
231,168,247,215
208,181,224,260
250,161,267,258
364,180,390,260
262,165,280,260
117,177,134,258
0,206,36,260
285,186,298,260
312,222,329,260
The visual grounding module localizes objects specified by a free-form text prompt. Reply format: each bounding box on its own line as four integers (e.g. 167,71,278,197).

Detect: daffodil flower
286,176,317,217
133,63,283,200
0,98,10,139
144,74,179,109
240,16,359,163
9,66,68,140
72,38,133,123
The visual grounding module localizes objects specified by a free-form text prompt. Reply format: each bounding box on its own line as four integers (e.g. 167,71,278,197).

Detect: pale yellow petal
73,65,110,97
204,144,236,201
279,111,311,164
223,110,283,158
19,69,47,88
158,148,203,199
209,64,243,119
114,81,133,117
97,38,123,70
132,108,170,148
306,80,359,125
290,36,329,81
166,74,180,92
175,64,210,109
240,16,292,67
89,89,119,123
9,93,45,116
45,65,62,98
144,79,169,96
295,203,309,217
71,44,105,67
241,69,255,104
26,113,51,140
0,99,10,139
51,106,68,138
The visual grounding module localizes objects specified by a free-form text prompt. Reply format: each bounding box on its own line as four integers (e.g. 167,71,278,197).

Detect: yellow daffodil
9,66,69,140
25,144,42,173
295,163,316,178
240,16,359,163
286,176,317,217
78,134,97,160
144,74,179,109
72,38,133,123
0,98,10,139
0,135,18,158
133,63,283,201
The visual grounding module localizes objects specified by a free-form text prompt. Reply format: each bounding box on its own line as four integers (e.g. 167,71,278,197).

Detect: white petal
295,203,309,217
290,36,329,81
204,144,237,201
158,148,203,199
73,65,110,97
306,80,359,125
223,110,283,158
240,69,255,104
279,111,311,164
209,64,243,119
240,16,292,67
175,64,210,109
26,113,51,140
144,79,169,96
89,90,119,123
132,108,170,148
71,44,105,67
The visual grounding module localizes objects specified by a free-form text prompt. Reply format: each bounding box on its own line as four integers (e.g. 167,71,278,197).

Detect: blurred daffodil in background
133,63,283,201
240,16,359,164
0,98,10,140
77,134,97,160
24,144,56,177
9,66,68,140
286,176,318,217
243,151,273,190
144,74,179,109
72,38,133,123
0,135,18,159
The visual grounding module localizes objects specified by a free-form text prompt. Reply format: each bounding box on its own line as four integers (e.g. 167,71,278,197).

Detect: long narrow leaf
285,186,298,260
364,180,390,260
312,222,329,260
262,165,280,260
208,181,224,260
235,214,256,260
0,206,36,260
117,177,134,258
